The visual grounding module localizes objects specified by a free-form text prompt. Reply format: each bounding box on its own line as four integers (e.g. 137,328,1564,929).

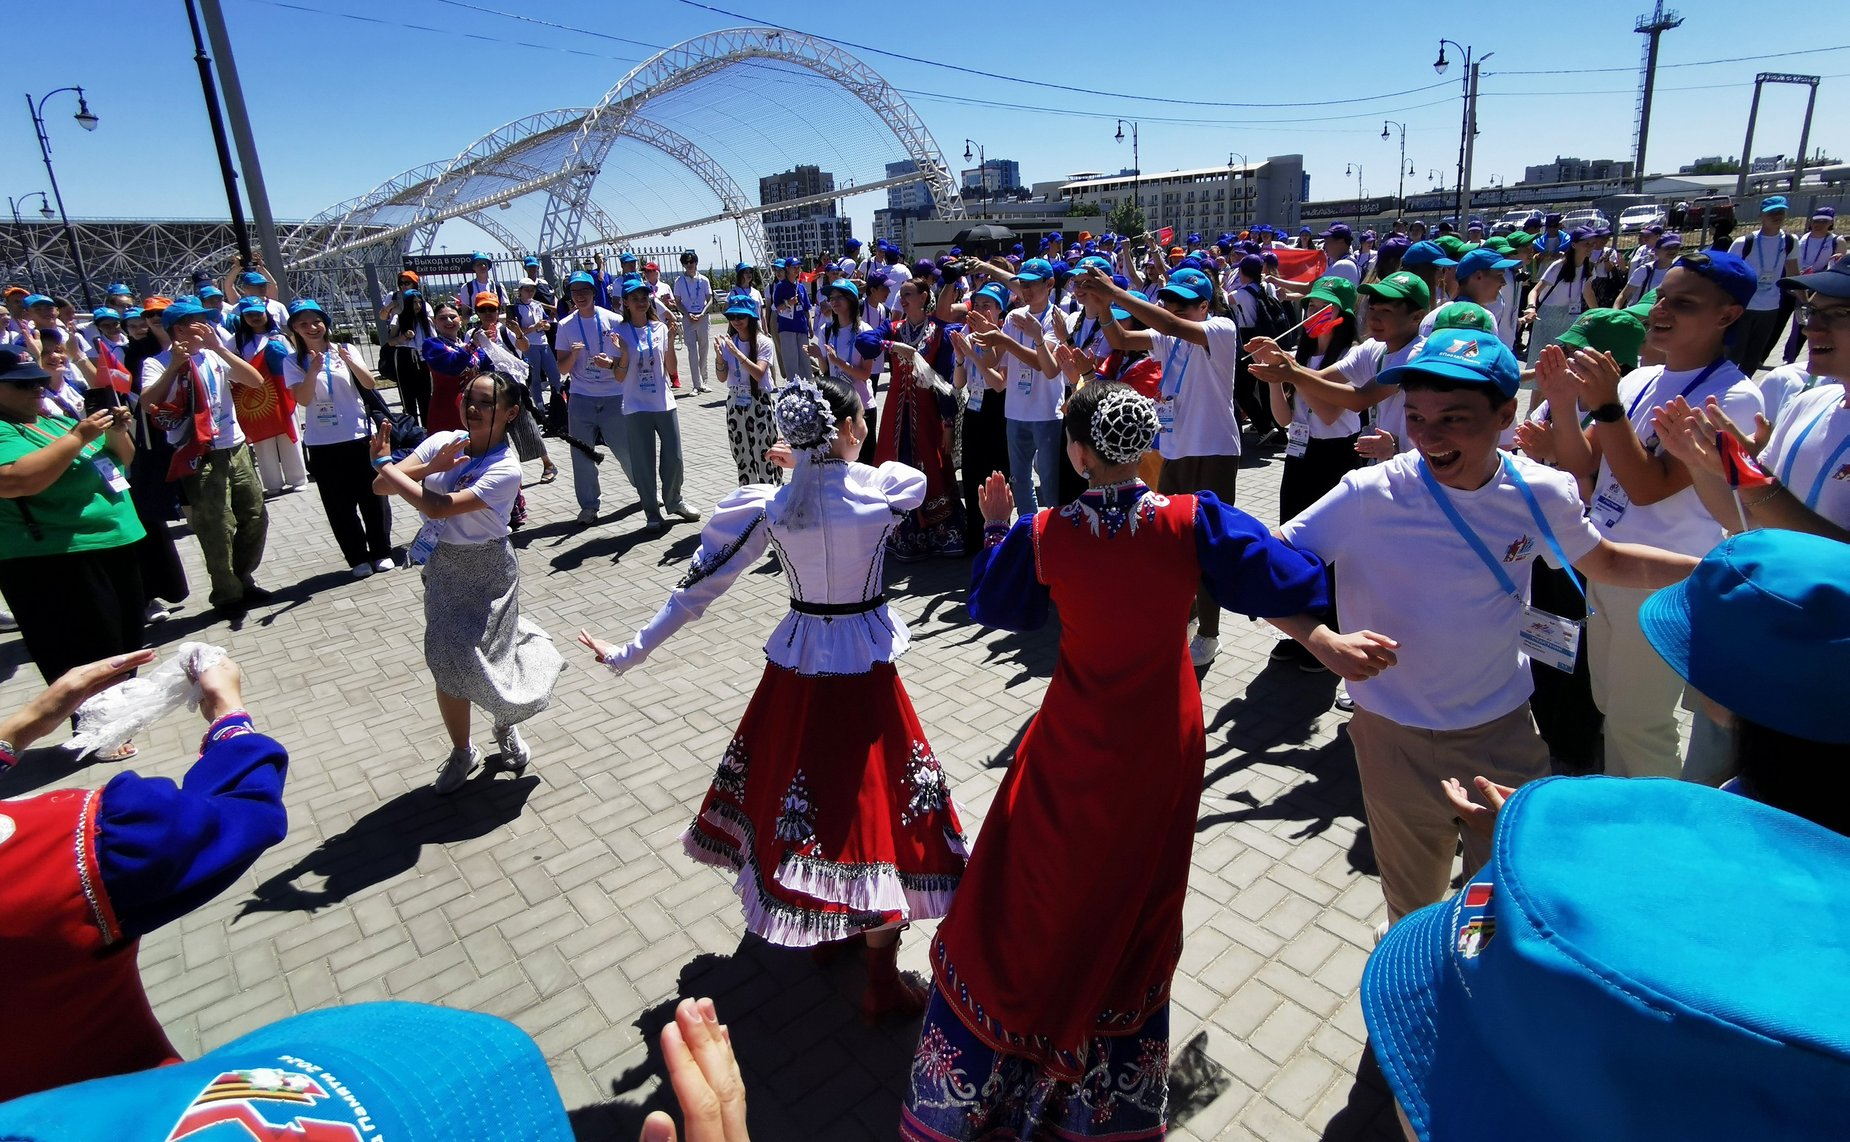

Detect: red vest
0,787,178,1101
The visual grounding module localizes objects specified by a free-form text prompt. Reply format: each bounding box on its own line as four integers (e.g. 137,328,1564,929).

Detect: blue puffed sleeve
94,713,289,941
1195,491,1329,618
421,336,481,373
968,516,1050,632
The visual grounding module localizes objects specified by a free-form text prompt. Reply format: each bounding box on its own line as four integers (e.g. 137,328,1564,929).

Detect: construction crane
1631,1,1684,194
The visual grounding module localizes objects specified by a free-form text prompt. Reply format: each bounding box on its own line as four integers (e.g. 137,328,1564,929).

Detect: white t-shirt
1280,451,1603,730
1729,231,1794,311
616,319,674,413
1335,338,1422,448
413,430,522,545
1759,363,1822,426
1291,351,1360,439
1004,306,1069,423
1797,232,1840,275
822,320,882,409
1626,261,1668,298
514,300,552,338
281,346,373,446
1150,316,1243,460
553,307,623,398
142,349,245,450
1324,255,1362,285
1589,360,1764,554
718,332,779,405
1531,258,1585,314
1759,382,1850,527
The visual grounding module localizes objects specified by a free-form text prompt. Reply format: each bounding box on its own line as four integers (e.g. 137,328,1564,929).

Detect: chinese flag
1156,226,1175,247
1718,431,1775,489
1272,248,1328,283
94,338,132,394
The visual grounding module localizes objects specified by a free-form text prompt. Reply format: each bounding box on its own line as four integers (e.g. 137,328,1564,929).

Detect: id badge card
407,518,444,566
93,455,131,494
1589,480,1630,529
1155,397,1177,433
1286,420,1311,458
730,385,752,409
315,402,340,427
1520,604,1582,673
637,370,658,396
1017,372,1034,398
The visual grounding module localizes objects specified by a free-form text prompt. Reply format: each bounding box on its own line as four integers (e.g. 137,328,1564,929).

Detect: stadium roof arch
283,27,963,276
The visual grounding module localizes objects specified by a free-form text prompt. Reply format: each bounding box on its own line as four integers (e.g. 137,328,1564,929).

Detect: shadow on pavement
0,744,108,799
236,772,540,915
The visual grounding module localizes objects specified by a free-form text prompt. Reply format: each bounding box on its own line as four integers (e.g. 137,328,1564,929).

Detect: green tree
1106,199,1147,239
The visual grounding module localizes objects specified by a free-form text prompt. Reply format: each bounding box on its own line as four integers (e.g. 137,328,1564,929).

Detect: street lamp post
1345,163,1365,222
962,139,985,204
7,192,54,293
1382,120,1408,223
1428,169,1448,219
1434,41,1492,227
1228,151,1249,231
1115,120,1141,218
26,87,99,307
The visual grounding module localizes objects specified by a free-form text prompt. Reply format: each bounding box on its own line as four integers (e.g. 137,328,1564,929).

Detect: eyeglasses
1799,304,1850,332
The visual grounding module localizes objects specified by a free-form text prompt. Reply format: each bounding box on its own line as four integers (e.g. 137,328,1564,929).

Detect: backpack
1740,232,1794,259
1242,283,1292,341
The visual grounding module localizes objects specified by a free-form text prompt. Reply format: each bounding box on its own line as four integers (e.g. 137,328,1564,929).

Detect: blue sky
7,0,1848,261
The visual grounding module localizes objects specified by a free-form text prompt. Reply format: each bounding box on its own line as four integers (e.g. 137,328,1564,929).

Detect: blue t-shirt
770,280,811,334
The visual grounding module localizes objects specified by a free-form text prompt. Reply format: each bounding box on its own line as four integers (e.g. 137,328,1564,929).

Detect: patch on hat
167,1067,367,1139
1442,336,1482,360
1457,915,1496,958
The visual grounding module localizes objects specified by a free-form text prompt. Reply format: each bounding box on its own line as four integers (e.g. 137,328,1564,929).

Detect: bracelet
372,456,392,469
1739,480,1785,508
0,738,16,771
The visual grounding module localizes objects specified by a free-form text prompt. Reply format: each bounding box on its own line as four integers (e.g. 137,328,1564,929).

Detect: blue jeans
1006,417,1063,516
524,344,561,415
625,409,686,521
567,393,635,513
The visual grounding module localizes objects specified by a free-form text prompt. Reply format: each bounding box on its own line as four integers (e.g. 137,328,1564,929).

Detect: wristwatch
1589,402,1626,423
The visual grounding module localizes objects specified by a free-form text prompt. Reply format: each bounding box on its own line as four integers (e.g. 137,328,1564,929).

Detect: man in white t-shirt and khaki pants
1276,330,1698,928
1085,265,1245,666
1537,251,1765,783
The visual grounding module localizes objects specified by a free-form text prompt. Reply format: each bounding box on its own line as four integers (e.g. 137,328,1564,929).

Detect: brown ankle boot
861,935,927,1022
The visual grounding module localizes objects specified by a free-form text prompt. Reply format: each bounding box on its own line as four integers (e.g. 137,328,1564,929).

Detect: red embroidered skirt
683,660,968,946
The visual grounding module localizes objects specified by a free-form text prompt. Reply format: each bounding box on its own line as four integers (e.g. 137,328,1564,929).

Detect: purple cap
1319,223,1354,241
1237,254,1265,276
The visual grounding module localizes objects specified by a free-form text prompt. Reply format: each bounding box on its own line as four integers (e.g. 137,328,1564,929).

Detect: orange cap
3,285,28,298
473,291,501,310
399,270,420,284
142,296,173,313
1077,231,1092,241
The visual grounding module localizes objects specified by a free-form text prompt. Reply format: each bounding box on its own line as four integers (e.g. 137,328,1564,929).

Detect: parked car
1618,204,1668,234
1494,209,1537,235
1562,208,1611,234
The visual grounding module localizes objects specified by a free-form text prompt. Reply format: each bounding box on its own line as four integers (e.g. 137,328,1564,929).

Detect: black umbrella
952,223,1018,245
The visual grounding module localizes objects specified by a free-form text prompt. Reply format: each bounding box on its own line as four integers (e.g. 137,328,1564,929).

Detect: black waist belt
789,595,885,616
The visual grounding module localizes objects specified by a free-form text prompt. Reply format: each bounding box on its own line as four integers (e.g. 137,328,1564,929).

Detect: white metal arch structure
537,27,962,256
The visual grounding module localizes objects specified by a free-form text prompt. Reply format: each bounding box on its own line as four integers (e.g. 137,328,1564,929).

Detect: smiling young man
1277,330,1698,926
1537,252,1765,782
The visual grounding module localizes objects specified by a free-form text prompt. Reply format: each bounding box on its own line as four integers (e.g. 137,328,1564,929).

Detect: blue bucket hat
1377,327,1522,400
0,1002,573,1140
286,298,329,326
1640,529,1850,743
1676,251,1758,307
1158,268,1215,304
22,293,51,307
971,282,1011,311
1400,240,1458,269
1014,257,1055,283
725,297,760,319
1453,247,1520,282
1363,776,1850,1142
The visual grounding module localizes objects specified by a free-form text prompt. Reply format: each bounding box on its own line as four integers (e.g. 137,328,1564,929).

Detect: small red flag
1156,226,1174,247
1271,248,1328,283
1718,431,1775,490
1304,305,1343,339
94,338,132,394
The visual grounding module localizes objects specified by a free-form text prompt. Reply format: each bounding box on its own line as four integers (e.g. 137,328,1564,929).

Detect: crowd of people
3,191,1849,1139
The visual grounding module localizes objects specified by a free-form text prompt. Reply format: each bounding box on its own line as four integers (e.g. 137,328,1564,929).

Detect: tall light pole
26,86,99,307
1429,169,1448,217
962,138,985,202
1115,120,1141,218
1434,41,1492,226
713,233,726,272
1382,120,1408,223
1228,151,1249,230
7,192,54,293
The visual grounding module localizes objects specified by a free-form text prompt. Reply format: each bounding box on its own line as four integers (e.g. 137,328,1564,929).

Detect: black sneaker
240,584,276,603
1269,638,1300,662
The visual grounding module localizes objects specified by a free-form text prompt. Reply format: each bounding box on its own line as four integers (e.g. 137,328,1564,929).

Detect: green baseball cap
1431,301,1498,334
1434,234,1472,260
1505,232,1536,250
1556,308,1646,372
1304,274,1357,315
1359,270,1433,310
1483,236,1514,253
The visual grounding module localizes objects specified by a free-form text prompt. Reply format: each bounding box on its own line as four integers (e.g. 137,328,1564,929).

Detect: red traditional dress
874,317,965,560
902,482,1327,1141
594,457,967,945
421,335,490,433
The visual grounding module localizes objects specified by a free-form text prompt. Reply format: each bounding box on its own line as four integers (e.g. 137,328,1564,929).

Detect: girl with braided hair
904,383,1350,1141
577,376,966,1021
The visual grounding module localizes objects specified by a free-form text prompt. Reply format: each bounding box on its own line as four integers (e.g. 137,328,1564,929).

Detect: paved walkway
0,366,1403,1140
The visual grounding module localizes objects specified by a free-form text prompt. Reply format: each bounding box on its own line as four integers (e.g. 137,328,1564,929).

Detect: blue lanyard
1418,455,1585,604
623,321,656,376
322,347,338,402
1776,398,1850,508
1625,359,1726,422
576,313,605,361
1160,337,1191,400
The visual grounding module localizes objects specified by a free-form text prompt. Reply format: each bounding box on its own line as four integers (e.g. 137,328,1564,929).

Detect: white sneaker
373,557,396,573
576,507,599,524
144,600,172,624
351,562,373,579
1373,919,1390,948
1189,635,1219,666
0,609,15,632
493,723,530,773
434,745,481,795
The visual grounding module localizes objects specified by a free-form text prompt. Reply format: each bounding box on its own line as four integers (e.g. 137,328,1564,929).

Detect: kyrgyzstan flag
1272,248,1328,283
1155,226,1175,248
94,337,133,394
1718,431,1775,489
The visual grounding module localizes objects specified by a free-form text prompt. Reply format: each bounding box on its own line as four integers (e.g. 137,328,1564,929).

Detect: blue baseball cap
1781,258,1850,299
160,300,212,330
1400,240,1457,269
619,250,638,263
469,250,492,264
971,282,1011,311
1675,251,1759,307
1640,529,1850,743
1364,776,1850,1142
286,298,329,325
845,237,863,249
566,271,596,288
1453,247,1520,282
725,297,760,319
105,283,133,297
522,256,540,268
619,273,650,295
1377,328,1522,400
1158,267,1215,304
234,296,269,315
1318,223,1353,242
90,307,121,322
825,278,861,302
22,293,51,307
122,307,144,320
198,285,224,301
735,261,753,274
1761,194,1790,214
1015,258,1055,283
0,1002,572,1141
237,270,268,287
1074,255,1113,276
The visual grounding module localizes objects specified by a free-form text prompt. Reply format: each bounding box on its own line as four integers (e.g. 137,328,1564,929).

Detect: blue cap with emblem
1377,327,1522,399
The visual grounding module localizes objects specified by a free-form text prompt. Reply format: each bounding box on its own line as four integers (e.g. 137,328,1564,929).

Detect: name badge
315,402,340,427
1155,397,1177,433
1520,604,1582,673
93,455,131,494
1286,419,1311,458
1589,481,1630,530
407,518,444,565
